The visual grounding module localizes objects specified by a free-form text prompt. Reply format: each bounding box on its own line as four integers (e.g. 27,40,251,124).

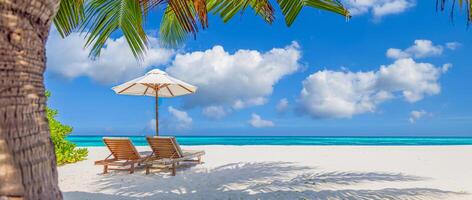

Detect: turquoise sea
67,136,472,146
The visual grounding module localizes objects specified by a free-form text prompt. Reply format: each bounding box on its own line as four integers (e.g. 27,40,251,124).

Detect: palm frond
194,0,209,27
54,0,85,37
159,6,188,48
206,0,275,23
54,0,350,60
167,0,208,36
142,0,208,30
251,0,276,23
437,0,472,24
140,0,166,19
145,0,208,48
277,0,350,26
82,0,147,60
159,0,275,48
156,0,204,48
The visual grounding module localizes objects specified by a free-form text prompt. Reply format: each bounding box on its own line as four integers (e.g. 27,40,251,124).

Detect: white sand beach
59,145,472,200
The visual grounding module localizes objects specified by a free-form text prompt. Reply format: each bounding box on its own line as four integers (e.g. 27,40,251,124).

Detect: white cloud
146,107,193,131
346,0,415,19
446,42,461,50
146,119,157,131
46,29,174,84
299,70,389,118
299,58,449,119
276,98,289,114
372,0,413,18
166,42,301,114
386,40,443,59
385,48,410,59
202,106,227,119
232,97,267,110
409,110,429,123
377,58,448,102
248,113,275,128
441,63,452,73
167,106,192,130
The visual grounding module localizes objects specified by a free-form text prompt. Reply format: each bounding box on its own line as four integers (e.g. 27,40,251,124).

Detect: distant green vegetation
46,92,88,165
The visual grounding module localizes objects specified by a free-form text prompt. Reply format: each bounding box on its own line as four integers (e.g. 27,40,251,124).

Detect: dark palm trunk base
0,0,62,199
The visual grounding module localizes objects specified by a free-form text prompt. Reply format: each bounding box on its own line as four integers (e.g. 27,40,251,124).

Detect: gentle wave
67,136,472,146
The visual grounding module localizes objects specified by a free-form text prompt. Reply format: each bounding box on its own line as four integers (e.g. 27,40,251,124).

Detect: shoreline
67,136,472,147
59,145,472,200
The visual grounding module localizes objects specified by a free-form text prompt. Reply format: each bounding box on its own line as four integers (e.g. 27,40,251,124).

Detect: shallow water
67,136,472,146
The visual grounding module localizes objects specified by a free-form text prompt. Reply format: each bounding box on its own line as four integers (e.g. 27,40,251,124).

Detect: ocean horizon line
67,135,472,147
69,134,472,138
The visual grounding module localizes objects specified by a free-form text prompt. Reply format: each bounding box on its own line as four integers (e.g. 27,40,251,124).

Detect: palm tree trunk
0,0,62,199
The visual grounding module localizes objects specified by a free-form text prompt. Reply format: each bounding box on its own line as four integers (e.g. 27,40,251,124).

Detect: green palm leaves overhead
277,0,349,26
54,0,85,37
53,0,351,60
160,0,278,48
82,0,147,59
437,0,472,23
52,0,472,61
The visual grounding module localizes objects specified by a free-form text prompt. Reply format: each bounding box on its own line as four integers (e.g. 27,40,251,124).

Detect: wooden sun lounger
94,138,148,174
144,136,205,176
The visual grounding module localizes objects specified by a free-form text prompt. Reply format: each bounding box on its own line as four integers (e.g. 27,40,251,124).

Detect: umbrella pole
155,86,159,136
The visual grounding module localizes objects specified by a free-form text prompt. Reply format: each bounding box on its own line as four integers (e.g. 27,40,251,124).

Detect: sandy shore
58,145,472,200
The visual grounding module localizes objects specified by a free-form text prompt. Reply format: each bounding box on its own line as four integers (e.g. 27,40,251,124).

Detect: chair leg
146,165,150,175
198,156,202,164
130,163,135,174
171,163,176,176
104,165,108,174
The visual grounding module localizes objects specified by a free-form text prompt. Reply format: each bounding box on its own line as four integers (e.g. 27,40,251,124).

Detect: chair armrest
94,158,118,165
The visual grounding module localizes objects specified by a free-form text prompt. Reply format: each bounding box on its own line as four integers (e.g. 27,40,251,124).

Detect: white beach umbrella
112,69,197,135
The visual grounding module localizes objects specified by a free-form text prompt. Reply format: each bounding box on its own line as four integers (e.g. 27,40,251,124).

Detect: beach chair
94,138,148,174
144,136,205,176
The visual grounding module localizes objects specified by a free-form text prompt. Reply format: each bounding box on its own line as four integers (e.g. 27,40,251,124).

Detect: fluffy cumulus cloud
145,107,192,131
202,106,227,119
346,0,415,19
166,106,193,130
299,58,450,119
46,29,174,84
386,40,443,59
299,70,388,118
166,42,302,117
276,98,289,114
248,113,275,128
409,110,429,123
378,59,450,102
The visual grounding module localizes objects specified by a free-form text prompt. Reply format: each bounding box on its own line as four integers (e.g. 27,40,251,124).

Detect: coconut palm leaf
142,0,209,34
277,0,350,26
206,0,275,23
143,0,209,45
53,0,350,60
53,0,85,37
437,0,472,23
193,0,209,27
140,0,166,16
81,0,147,60
159,6,188,48
158,0,275,47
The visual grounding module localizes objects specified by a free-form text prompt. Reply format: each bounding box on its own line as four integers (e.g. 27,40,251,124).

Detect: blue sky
45,0,472,136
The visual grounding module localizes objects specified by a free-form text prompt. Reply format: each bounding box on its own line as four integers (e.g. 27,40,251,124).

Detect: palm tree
0,0,349,199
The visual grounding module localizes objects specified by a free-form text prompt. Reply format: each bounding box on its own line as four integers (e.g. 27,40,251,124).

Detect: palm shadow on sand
64,161,466,200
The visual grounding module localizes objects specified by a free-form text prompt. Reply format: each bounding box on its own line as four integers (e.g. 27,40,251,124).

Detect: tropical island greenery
46,92,88,165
